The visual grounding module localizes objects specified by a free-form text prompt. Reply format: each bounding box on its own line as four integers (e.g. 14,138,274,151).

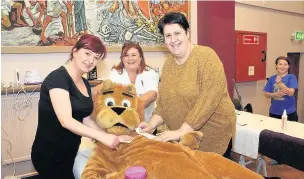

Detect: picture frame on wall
1,0,190,54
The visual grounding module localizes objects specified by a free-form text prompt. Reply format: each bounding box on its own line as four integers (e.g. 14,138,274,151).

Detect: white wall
236,1,304,15
298,53,304,122
235,2,304,122
0,51,167,84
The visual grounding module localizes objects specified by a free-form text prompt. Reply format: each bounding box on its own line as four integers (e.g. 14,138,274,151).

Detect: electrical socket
3,83,12,88
1,82,12,89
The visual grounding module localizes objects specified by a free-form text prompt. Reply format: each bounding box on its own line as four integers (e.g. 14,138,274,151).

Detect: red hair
69,34,107,61
112,42,149,74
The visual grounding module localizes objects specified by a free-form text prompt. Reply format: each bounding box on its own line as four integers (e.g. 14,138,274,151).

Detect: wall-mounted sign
295,32,304,40
243,35,260,44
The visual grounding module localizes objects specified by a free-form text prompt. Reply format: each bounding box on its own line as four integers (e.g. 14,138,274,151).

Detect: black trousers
31,151,75,179
223,138,233,159
269,111,298,122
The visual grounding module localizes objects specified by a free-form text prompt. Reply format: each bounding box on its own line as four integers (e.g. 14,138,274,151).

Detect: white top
1,0,14,16
108,68,159,122
24,0,30,8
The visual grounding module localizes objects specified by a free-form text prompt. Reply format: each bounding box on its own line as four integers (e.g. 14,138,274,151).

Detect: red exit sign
243,35,259,44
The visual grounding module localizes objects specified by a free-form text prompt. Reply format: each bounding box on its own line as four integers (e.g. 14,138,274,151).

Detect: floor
231,152,304,179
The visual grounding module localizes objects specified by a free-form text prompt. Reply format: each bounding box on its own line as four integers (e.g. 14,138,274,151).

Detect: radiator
1,92,39,165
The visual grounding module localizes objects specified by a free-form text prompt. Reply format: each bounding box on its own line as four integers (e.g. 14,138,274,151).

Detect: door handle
261,50,267,62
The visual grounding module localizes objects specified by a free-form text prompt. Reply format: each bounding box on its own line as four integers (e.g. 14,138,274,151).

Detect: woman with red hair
109,42,159,122
31,34,122,179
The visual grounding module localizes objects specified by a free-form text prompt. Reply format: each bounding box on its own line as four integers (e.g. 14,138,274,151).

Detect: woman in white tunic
108,42,159,122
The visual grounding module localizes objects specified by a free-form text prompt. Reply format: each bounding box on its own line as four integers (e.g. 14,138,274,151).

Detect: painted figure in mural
143,0,188,33
74,0,88,36
106,0,187,20
64,0,75,38
1,0,27,28
108,0,137,18
40,0,68,45
22,0,45,27
149,0,187,21
97,0,188,39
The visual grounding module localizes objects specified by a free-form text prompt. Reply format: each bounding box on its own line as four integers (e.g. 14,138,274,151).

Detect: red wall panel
197,1,235,97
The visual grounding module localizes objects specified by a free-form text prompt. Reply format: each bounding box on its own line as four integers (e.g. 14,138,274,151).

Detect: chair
244,103,253,113
232,98,243,111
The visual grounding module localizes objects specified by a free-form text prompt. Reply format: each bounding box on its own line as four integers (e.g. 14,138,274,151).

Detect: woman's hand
97,133,120,150
274,90,285,97
154,130,183,142
275,76,282,84
281,88,289,95
137,122,156,134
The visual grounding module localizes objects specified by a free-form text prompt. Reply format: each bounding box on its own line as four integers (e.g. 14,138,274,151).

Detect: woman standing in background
264,56,298,122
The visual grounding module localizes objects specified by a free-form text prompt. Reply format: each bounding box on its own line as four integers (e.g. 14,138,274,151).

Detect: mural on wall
1,0,189,52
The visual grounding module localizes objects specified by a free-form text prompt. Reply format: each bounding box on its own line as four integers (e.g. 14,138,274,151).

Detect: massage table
233,110,304,175
73,137,95,179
